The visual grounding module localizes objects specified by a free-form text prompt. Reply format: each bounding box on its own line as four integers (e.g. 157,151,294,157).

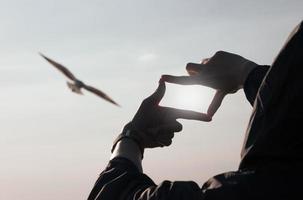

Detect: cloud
138,53,157,62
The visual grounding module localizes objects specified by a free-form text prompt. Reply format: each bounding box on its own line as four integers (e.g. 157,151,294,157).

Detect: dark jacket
239,21,303,170
88,21,303,200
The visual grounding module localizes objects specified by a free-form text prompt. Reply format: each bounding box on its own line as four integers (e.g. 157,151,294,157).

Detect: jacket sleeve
87,157,203,200
243,65,270,106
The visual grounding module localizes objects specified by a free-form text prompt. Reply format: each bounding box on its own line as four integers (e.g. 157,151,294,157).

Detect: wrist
240,60,258,88
111,122,145,158
110,138,143,172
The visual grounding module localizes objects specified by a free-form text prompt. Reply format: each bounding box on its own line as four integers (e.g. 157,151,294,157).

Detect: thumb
207,90,226,117
147,79,166,105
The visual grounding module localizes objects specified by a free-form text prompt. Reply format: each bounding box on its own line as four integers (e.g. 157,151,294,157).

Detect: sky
0,0,302,199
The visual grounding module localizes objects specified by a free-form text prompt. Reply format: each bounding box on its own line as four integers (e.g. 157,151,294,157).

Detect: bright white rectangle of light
160,83,215,114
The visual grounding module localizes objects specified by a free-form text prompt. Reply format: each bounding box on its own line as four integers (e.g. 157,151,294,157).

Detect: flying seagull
39,53,120,106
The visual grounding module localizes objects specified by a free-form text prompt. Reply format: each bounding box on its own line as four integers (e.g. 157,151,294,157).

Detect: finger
155,131,174,147
186,63,207,75
157,138,172,147
207,90,226,117
162,74,220,90
161,74,201,85
158,132,174,140
201,58,210,64
157,135,173,146
145,80,166,105
146,129,174,147
159,121,183,133
163,107,212,121
147,121,182,137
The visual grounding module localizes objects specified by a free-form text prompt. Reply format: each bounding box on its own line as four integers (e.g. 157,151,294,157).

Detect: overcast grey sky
0,0,302,199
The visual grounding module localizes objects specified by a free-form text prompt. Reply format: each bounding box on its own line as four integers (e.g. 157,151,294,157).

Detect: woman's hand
127,80,211,149
162,51,257,117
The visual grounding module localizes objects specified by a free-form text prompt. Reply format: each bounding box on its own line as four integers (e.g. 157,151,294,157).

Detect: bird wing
83,84,120,106
39,53,77,81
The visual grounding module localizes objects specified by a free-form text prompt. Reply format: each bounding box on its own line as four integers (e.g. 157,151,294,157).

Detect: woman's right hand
162,51,257,117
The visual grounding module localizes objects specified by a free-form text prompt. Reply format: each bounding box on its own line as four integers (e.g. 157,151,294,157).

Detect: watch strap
111,124,145,158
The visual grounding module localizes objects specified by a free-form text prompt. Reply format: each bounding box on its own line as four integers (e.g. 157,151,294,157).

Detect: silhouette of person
88,21,303,200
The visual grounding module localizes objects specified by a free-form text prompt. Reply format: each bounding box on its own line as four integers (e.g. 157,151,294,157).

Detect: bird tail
67,82,83,95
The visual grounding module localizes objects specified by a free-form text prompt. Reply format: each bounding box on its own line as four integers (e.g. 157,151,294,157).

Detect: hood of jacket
240,21,303,169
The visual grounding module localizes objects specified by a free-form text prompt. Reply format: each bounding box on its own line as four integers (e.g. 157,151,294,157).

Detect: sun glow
160,83,215,113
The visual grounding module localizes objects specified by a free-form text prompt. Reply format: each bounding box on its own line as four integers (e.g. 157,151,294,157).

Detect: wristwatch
111,122,145,158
